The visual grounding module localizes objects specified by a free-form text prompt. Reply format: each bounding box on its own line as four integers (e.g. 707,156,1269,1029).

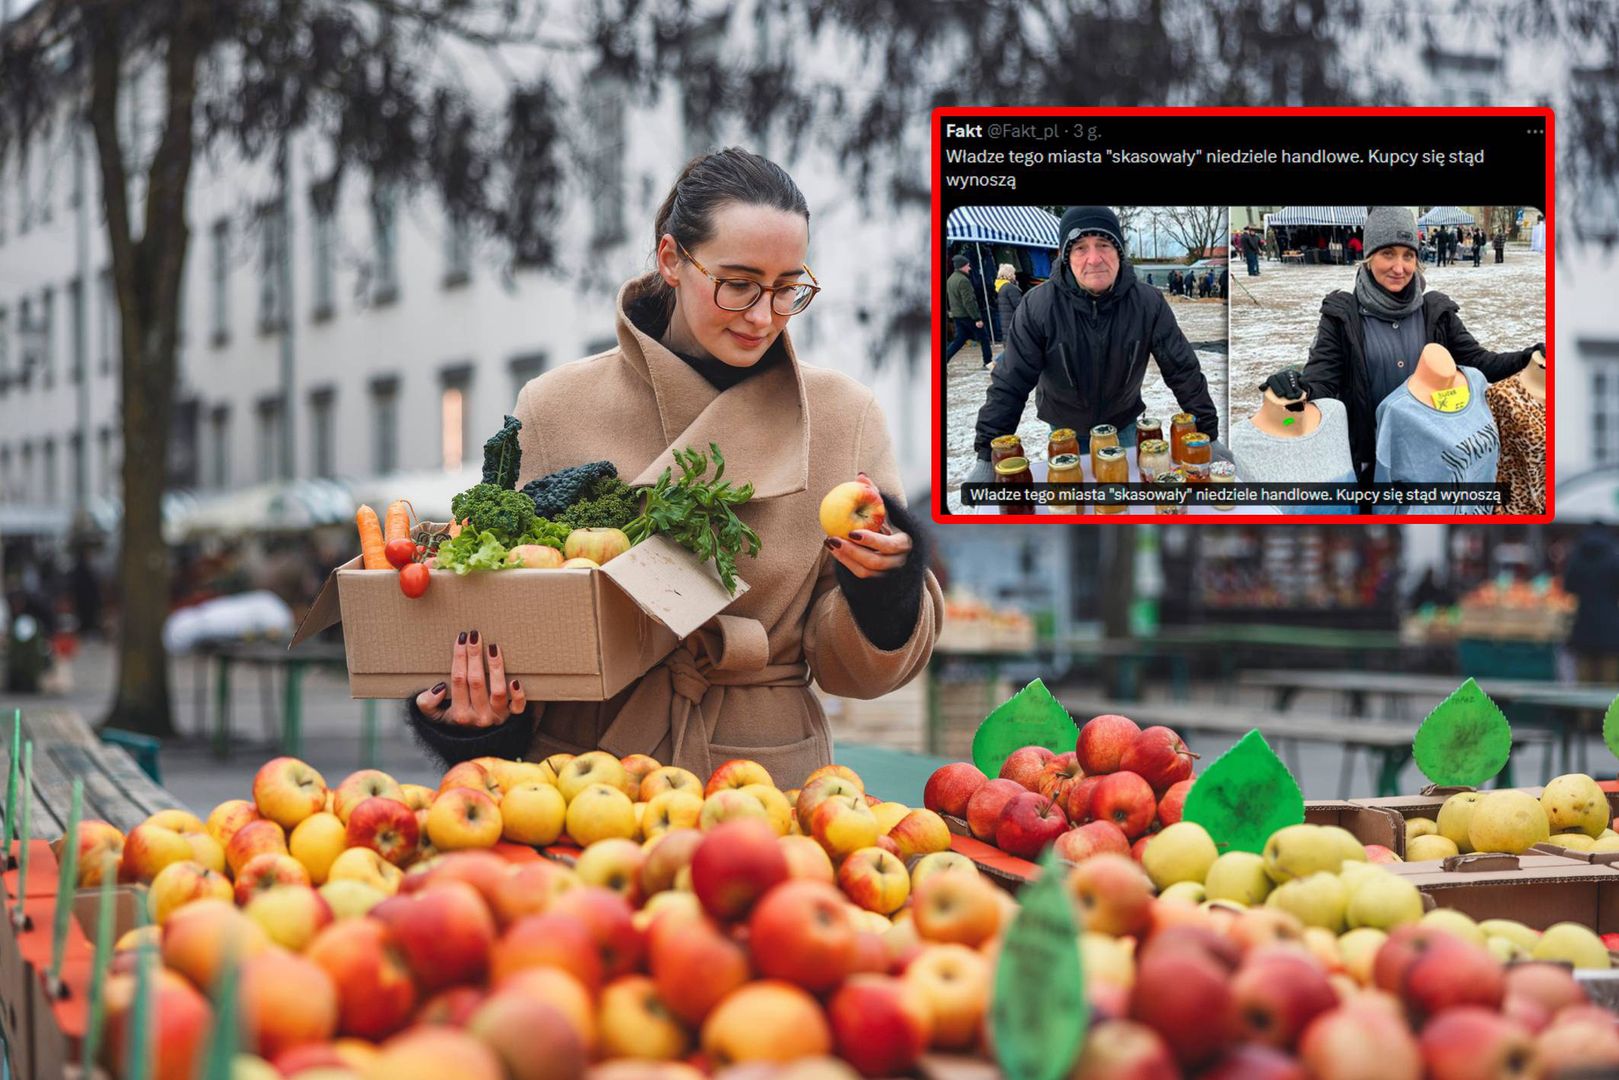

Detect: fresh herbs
625,443,760,593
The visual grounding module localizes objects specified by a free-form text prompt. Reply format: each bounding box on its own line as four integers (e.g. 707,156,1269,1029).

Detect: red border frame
930,106,1555,526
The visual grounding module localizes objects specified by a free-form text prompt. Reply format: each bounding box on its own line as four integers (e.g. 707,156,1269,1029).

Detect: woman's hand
415,630,527,727
824,473,912,579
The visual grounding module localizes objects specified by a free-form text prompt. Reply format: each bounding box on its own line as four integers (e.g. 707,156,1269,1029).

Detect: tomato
385,538,417,570
399,562,430,599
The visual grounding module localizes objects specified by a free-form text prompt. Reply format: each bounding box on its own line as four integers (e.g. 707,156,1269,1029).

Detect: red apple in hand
1119,727,1198,794
1088,771,1157,840
965,779,1023,842
998,746,1055,791
1077,714,1142,775
820,480,886,539
994,791,1069,858
923,762,987,818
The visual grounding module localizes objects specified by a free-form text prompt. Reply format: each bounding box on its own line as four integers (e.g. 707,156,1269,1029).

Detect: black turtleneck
626,293,781,391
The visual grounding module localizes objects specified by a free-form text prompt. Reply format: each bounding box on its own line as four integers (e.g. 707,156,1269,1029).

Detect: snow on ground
944,294,1227,512
1226,249,1546,422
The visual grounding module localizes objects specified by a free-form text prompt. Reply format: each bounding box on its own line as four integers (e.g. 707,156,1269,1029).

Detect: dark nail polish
826,538,842,550
487,643,498,658
511,681,522,692
431,682,447,695
849,531,864,542
457,631,468,645
469,630,480,645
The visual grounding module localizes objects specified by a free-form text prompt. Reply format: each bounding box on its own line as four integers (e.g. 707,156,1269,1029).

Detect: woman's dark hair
647,147,809,320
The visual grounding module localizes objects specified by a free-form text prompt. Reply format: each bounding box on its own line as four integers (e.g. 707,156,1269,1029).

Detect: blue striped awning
946,206,1062,249
1268,206,1368,227
1419,205,1475,226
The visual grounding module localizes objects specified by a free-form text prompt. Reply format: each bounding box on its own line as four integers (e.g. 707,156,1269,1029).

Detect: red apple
1054,820,1130,864
689,819,789,921
332,769,406,823
102,970,212,1080
1374,924,1504,1022
549,886,644,980
1064,852,1153,937
1504,962,1587,1016
1036,751,1084,805
252,756,329,830
305,917,417,1040
993,791,1069,859
1070,1018,1178,1080
491,910,604,994
1130,834,1151,862
922,762,987,818
910,871,1003,948
467,990,589,1080
998,746,1055,791
1533,1013,1619,1076
965,778,1024,842
749,880,858,992
1227,948,1338,1050
1087,771,1157,840
1118,727,1197,794
1419,1005,1535,1080
649,912,751,1026
238,949,339,1061
233,853,310,905
1129,947,1235,1069
1065,775,1103,824
366,1026,503,1080
1077,714,1142,775
820,480,887,540
827,974,932,1078
345,796,421,867
1156,779,1192,827
1365,844,1401,864
369,879,496,994
1199,1045,1307,1080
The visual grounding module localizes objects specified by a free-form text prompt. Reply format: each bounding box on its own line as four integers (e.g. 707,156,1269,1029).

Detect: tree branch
358,0,586,52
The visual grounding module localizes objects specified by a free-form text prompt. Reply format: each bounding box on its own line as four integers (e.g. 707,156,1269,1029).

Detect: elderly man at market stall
966,206,1220,479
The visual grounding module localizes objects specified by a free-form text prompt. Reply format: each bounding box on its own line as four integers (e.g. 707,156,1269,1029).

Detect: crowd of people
1423,224,1506,267
1233,219,1511,274
1147,266,1227,299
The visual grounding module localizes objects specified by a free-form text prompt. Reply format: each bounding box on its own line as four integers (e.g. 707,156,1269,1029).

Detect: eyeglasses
678,242,820,315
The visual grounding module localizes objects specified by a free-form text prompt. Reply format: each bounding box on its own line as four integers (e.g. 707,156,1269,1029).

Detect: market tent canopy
946,206,1061,248
1267,207,1368,227
1420,206,1475,226
170,477,356,541
348,466,481,524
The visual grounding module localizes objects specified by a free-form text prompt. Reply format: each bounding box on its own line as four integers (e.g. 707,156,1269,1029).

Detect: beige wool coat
509,274,942,788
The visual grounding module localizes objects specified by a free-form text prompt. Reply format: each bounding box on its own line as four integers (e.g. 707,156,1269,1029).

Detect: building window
68,277,84,384
1596,366,1619,465
257,201,286,334
440,364,473,471
309,387,336,479
256,397,283,483
0,306,9,391
209,406,230,489
371,187,400,306
97,426,114,498
68,431,84,505
581,78,627,247
508,352,545,402
371,377,400,475
310,181,337,321
39,287,54,389
41,438,56,505
19,443,33,502
17,137,30,235
443,214,472,288
36,120,53,226
99,268,117,375
0,446,10,500
17,298,32,391
210,218,230,346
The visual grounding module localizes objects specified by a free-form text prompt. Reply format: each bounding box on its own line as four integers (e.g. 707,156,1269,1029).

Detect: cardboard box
1303,801,1406,852
1383,852,1619,929
291,535,746,699
2,841,63,904
28,954,91,1080
1353,786,1619,859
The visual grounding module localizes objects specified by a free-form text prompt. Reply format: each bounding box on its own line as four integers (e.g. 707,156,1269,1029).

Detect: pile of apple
1066,821,1619,1079
60,751,1032,1080
1403,772,1619,861
923,714,1195,863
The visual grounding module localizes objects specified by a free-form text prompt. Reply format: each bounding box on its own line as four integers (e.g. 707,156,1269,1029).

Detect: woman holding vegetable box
406,147,942,787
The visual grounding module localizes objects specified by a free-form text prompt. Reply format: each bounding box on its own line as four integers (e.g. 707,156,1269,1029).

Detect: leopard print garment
1485,374,1546,515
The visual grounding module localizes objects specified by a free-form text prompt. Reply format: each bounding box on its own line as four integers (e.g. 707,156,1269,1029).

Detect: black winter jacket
1568,527,1619,653
1300,289,1540,483
973,259,1218,458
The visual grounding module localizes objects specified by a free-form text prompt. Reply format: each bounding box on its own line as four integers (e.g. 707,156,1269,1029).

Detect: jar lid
1049,428,1077,441
991,434,1023,448
1095,446,1126,461
994,456,1031,475
1050,454,1081,468
1090,424,1118,436
1139,439,1170,455
1136,416,1163,429
1181,433,1211,447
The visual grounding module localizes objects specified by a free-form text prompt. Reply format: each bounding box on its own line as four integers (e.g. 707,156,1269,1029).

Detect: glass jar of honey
1210,460,1236,510
1138,438,1172,483
1180,433,1212,482
1047,453,1082,510
990,435,1025,467
994,455,1036,515
1135,417,1163,467
1047,428,1080,461
1155,469,1188,515
1169,413,1197,464
1093,446,1128,515
1089,424,1120,459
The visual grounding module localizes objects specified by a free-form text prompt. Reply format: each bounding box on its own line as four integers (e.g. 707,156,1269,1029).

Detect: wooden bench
0,710,186,839
1057,696,1555,798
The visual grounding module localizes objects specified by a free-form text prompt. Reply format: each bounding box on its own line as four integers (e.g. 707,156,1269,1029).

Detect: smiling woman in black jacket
1299,206,1543,483
969,206,1218,472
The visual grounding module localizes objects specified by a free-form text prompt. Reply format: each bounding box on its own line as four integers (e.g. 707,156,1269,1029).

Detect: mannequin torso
1250,389,1322,438
1517,351,1547,404
1406,343,1464,405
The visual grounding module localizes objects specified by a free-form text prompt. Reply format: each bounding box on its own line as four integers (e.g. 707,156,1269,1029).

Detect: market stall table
195,640,381,765
958,458,1283,516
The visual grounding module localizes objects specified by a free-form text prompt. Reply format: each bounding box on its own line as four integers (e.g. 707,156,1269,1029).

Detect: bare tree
1155,206,1226,260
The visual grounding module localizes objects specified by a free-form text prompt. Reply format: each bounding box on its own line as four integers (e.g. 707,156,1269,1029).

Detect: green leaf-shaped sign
1412,678,1511,788
972,679,1078,779
1182,729,1304,854
990,848,1086,1080
1604,692,1619,762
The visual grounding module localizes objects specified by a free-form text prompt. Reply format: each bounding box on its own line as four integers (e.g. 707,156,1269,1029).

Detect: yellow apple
205,800,261,848
558,751,630,801
639,766,704,802
244,885,335,951
1142,821,1218,890
910,851,978,891
145,808,207,834
500,782,567,847
1436,791,1485,853
332,769,407,823
699,789,770,831
398,784,436,812
148,860,233,924
811,794,880,859
819,480,887,541
1468,789,1550,854
704,759,774,797
564,783,637,846
319,879,388,919
618,755,662,802
741,784,795,837
327,846,404,895
642,791,704,839
1542,773,1609,839
252,757,329,830
289,812,349,885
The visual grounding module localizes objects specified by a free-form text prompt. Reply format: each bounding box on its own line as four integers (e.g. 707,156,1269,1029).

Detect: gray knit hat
1363,206,1419,257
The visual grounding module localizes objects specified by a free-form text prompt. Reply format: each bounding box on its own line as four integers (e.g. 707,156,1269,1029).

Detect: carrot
384,500,412,544
356,505,390,569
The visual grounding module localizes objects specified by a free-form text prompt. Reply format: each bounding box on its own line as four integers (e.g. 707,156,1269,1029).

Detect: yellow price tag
1432,385,1471,413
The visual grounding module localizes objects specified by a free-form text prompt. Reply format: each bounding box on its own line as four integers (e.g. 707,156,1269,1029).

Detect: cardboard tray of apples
34,751,1038,1080
923,716,1198,889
